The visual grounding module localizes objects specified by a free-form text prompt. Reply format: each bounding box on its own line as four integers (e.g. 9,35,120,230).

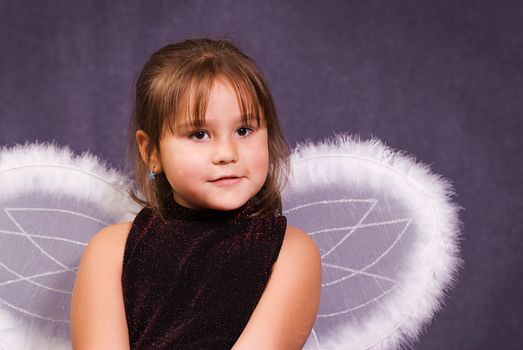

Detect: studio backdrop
1,1,522,349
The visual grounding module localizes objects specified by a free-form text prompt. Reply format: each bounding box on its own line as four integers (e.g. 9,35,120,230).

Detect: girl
70,38,322,349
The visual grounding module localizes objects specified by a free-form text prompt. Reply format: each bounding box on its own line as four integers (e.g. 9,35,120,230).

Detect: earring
148,164,157,180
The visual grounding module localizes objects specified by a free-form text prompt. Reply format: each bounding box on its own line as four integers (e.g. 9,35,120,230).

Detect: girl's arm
70,223,132,350
232,225,322,350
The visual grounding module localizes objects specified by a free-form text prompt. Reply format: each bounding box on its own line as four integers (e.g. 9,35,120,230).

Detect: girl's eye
236,127,253,137
189,131,209,140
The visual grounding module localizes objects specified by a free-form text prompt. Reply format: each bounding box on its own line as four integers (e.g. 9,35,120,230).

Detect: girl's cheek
174,155,201,176
251,147,269,175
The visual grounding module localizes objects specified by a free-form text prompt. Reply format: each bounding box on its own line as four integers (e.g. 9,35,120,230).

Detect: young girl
70,38,322,349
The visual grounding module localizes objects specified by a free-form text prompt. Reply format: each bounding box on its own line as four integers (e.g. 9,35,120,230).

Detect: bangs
162,61,266,135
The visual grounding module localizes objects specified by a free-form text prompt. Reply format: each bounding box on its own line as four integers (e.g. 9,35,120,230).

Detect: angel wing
283,134,462,350
0,135,462,350
0,143,139,350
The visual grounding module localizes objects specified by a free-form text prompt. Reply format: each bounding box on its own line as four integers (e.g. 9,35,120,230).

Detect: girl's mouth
210,176,243,185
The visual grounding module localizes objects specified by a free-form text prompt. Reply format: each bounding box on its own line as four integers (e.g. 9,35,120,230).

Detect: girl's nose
212,139,238,164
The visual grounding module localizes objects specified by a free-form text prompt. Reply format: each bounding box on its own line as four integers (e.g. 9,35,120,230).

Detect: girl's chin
176,189,255,211
208,202,244,211
205,197,251,211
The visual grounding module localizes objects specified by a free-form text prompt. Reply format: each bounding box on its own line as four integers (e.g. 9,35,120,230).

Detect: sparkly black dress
121,196,287,349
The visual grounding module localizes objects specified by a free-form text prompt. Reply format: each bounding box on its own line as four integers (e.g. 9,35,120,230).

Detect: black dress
121,196,287,349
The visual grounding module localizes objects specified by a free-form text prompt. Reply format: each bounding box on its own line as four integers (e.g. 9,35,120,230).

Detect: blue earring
148,164,157,180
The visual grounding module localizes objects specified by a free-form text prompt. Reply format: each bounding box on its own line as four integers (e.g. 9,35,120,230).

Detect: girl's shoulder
272,224,320,274
88,221,133,251
81,222,134,269
282,225,318,255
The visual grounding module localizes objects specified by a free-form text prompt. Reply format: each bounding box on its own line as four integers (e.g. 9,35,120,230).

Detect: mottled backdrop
1,1,522,349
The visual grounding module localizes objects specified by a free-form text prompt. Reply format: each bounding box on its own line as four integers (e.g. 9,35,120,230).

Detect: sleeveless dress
121,196,287,349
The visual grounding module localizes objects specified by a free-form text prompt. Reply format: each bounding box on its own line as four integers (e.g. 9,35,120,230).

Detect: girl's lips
210,177,243,186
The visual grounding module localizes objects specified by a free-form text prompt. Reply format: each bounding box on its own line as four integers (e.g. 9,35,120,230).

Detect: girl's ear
135,130,163,173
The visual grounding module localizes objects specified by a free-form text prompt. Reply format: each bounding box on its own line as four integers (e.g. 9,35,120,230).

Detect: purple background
1,1,522,348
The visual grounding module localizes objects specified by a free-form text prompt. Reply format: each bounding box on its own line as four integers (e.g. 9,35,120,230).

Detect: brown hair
128,38,290,218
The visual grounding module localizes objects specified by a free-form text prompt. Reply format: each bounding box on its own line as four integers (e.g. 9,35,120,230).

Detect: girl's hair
128,38,290,218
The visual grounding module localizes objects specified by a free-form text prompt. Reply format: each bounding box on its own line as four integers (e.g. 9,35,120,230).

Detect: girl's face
158,78,269,211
